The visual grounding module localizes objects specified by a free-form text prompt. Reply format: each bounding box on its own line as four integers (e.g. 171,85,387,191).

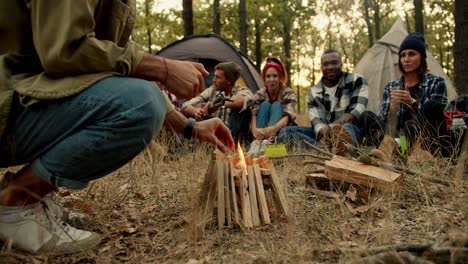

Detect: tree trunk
183,0,193,36
404,11,412,32
282,12,292,88
363,0,374,47
413,0,424,34
255,19,262,72
254,18,262,73
213,0,221,35
144,0,152,53
373,1,381,39
239,0,248,55
454,0,468,94
295,27,300,112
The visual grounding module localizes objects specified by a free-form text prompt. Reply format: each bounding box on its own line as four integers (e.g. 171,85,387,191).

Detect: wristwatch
184,118,196,139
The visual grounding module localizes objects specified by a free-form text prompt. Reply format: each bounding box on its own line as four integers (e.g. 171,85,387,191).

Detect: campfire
197,144,290,229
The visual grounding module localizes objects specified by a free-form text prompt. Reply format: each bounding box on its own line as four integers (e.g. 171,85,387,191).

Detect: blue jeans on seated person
0,76,167,189
256,101,284,128
278,123,361,150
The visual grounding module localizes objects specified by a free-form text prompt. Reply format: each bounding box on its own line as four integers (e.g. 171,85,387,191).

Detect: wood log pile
197,150,290,230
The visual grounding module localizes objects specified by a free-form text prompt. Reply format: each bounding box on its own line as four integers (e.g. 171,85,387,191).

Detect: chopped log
303,140,333,158
224,160,231,227
258,155,268,168
260,168,271,175
216,160,225,229
358,154,450,186
263,156,291,219
240,169,253,227
264,190,277,218
253,161,270,225
247,165,261,226
324,155,402,191
228,157,240,226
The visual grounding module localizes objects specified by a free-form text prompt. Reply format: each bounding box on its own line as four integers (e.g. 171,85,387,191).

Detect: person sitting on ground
250,56,297,143
278,49,368,154
359,32,449,161
181,62,255,142
0,1,234,255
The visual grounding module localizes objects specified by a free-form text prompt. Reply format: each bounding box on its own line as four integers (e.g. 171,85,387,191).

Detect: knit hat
399,32,426,57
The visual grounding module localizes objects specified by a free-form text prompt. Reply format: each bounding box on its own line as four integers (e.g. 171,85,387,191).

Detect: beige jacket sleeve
30,0,144,76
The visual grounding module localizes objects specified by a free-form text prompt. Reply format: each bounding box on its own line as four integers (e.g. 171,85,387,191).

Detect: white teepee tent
353,18,457,113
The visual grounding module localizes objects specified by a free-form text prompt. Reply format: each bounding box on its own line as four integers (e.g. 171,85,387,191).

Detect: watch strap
184,118,196,139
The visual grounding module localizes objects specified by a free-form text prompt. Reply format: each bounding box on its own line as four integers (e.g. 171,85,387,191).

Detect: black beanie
399,32,426,57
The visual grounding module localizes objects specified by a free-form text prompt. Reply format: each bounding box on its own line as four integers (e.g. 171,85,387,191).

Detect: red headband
262,62,284,77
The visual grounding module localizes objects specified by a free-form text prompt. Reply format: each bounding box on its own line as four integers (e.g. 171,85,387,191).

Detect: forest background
132,0,466,112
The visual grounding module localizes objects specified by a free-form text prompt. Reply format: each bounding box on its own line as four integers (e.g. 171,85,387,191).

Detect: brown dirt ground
1,130,467,263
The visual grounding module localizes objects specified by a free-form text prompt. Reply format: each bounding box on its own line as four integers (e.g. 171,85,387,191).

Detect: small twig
307,169,325,174
306,188,341,199
303,140,333,158
302,160,326,166
268,153,331,160
359,154,451,187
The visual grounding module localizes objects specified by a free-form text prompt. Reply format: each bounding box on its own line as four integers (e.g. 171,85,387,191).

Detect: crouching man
0,0,234,254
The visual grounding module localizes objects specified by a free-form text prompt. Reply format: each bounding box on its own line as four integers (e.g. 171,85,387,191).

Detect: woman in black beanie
360,32,450,160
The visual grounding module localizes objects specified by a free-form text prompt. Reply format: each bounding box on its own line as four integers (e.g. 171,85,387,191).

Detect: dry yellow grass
0,124,467,263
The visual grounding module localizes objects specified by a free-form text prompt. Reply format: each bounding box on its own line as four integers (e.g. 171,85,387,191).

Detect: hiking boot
369,135,399,162
0,201,101,254
330,124,354,155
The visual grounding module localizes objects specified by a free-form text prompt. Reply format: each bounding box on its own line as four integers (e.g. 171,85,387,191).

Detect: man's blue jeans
256,101,284,128
0,76,167,189
278,123,361,149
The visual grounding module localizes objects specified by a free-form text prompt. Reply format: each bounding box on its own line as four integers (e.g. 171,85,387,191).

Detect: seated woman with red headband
250,57,297,142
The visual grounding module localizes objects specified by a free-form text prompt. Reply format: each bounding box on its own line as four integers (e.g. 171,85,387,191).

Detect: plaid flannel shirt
378,73,447,130
252,86,297,124
181,84,254,124
307,72,368,134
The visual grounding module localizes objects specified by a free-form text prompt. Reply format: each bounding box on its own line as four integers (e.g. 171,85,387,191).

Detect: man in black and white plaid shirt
278,49,368,153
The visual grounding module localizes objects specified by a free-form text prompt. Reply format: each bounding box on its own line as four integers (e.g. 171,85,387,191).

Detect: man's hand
165,59,209,100
134,55,209,100
333,113,355,125
316,126,330,142
192,118,234,153
192,107,206,120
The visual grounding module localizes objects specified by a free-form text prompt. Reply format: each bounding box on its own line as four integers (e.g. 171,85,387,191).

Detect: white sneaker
0,202,100,254
42,193,64,220
247,140,262,155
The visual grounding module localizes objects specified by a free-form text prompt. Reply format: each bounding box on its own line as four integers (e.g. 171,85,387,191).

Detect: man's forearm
133,54,166,82
164,110,188,134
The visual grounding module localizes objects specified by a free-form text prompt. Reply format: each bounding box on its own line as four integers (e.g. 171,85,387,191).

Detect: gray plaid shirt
182,84,254,124
307,72,368,134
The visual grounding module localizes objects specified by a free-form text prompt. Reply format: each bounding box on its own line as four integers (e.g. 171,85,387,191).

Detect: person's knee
111,79,168,139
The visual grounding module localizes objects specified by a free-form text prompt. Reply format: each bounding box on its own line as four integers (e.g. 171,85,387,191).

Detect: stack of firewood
197,150,290,229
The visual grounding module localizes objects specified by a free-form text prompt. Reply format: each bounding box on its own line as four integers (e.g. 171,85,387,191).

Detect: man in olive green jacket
0,0,234,254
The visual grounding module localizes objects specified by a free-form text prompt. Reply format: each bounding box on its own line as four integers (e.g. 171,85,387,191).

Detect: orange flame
237,142,248,175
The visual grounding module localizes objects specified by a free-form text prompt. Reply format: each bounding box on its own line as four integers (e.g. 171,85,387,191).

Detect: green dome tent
157,34,263,92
